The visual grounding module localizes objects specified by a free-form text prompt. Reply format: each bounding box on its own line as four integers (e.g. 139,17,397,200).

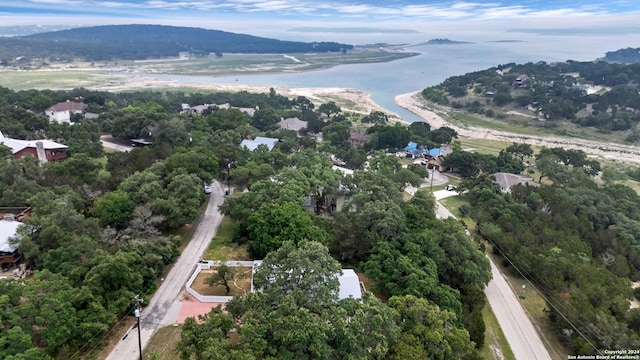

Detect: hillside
420,55,640,143
603,47,640,64
0,24,353,64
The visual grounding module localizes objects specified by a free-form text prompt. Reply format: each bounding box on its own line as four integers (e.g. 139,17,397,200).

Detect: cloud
1,0,638,25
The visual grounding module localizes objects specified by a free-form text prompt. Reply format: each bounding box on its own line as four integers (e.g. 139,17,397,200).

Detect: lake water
137,35,640,123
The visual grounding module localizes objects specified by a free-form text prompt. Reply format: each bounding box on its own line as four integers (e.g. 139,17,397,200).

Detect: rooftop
0,220,20,254
0,131,67,154
240,136,279,151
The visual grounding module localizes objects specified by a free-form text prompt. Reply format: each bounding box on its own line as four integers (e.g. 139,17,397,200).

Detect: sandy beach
395,91,640,166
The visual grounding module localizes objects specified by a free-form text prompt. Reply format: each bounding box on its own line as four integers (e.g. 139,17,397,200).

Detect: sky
0,1,639,44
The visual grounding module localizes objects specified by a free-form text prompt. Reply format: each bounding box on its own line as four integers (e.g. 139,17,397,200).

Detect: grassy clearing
439,196,475,230
203,217,250,261
144,325,182,360
457,138,510,155
481,302,516,360
125,50,416,76
624,179,640,195
0,71,131,91
447,112,546,136
0,49,417,91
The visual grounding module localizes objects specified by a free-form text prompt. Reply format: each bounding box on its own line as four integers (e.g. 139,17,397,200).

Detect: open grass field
0,71,133,91
0,48,416,91
125,50,415,76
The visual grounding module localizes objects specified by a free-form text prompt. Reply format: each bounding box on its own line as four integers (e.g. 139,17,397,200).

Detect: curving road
106,181,225,360
434,190,551,360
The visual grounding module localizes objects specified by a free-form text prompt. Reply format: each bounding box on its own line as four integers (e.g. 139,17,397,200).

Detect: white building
45,101,87,123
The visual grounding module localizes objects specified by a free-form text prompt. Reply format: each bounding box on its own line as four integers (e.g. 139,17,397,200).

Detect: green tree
361,110,389,125
246,202,329,258
252,241,341,310
92,190,134,229
175,307,248,360
317,101,341,117
506,142,533,162
387,295,479,360
205,264,236,295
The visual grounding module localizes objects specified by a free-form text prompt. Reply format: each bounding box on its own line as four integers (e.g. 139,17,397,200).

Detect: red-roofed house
0,131,67,163
45,100,87,123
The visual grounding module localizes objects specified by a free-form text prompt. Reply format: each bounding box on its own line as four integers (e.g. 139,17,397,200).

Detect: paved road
106,181,225,360
404,172,451,196
485,260,552,360
434,195,551,360
100,135,133,152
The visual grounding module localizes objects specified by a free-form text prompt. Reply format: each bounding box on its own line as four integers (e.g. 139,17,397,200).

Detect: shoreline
394,91,640,166
4,66,640,167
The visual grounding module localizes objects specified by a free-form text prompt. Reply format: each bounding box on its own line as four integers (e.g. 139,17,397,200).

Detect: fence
185,260,256,303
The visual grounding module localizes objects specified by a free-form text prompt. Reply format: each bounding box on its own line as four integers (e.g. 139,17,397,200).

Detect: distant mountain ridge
0,24,353,63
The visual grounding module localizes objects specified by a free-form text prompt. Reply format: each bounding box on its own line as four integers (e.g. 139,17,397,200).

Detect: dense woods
456,153,640,354
0,25,353,64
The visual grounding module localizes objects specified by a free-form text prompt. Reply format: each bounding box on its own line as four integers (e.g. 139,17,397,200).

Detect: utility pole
134,294,143,360
430,165,435,191
225,158,232,195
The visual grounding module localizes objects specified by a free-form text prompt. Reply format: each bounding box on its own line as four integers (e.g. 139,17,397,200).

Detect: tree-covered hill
0,24,353,64
420,56,640,141
603,47,640,64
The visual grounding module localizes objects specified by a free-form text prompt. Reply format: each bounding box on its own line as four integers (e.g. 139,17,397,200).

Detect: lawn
439,196,475,230
203,217,250,261
190,267,253,297
144,325,182,360
624,179,640,195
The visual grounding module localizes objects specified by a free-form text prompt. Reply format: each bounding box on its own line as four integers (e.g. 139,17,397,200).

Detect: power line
489,239,602,355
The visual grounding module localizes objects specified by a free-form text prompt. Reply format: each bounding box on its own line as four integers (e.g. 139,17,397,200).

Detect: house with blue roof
404,142,446,158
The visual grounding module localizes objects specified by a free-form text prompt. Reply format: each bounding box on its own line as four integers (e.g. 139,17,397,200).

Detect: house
181,103,257,117
277,117,307,133
0,218,22,270
349,132,370,148
426,155,447,172
45,100,87,123
181,103,216,115
240,136,279,151
514,74,529,87
493,172,539,193
252,260,362,300
0,131,67,163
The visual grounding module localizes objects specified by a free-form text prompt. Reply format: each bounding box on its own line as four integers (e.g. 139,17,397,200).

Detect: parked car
203,186,212,194
445,184,457,191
